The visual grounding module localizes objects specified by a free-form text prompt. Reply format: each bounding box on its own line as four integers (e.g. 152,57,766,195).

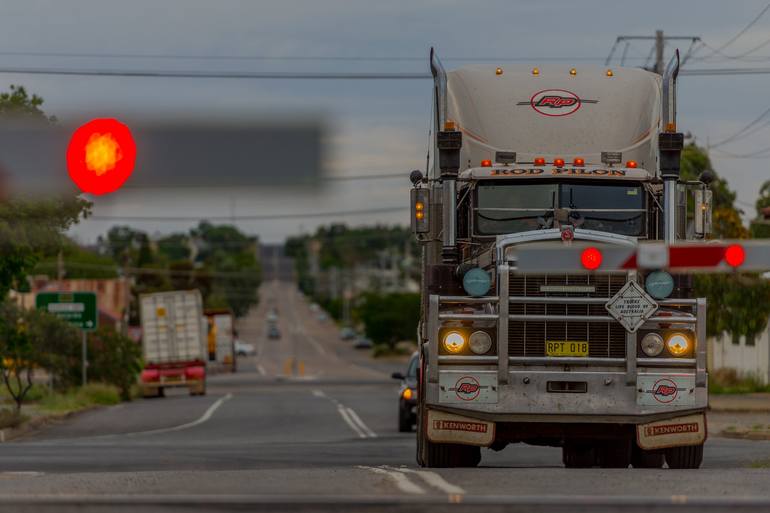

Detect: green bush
709,368,770,394
39,384,120,413
87,328,142,401
356,292,420,349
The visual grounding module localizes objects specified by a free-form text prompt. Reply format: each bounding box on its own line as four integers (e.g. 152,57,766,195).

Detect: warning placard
605,280,657,333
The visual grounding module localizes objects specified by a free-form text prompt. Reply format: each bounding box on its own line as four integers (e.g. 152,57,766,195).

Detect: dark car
391,352,418,432
267,324,281,340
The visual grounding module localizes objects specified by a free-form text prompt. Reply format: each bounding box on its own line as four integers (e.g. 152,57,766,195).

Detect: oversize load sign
35,292,98,331
605,281,657,333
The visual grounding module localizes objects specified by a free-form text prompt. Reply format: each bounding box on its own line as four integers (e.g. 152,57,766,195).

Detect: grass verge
37,383,121,414
709,368,770,395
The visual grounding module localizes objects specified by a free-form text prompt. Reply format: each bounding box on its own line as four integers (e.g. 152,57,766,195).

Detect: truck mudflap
636,413,707,450
426,409,495,447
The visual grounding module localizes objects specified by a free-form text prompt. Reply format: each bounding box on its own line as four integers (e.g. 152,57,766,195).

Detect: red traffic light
724,244,745,268
66,118,136,195
581,247,603,270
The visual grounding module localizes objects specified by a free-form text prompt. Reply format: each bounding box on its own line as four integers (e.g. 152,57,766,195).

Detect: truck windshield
475,182,646,236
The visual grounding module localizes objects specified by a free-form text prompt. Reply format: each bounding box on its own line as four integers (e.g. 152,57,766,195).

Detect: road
1,281,770,512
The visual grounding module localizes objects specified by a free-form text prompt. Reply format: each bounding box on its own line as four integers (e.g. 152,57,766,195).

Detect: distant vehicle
205,309,235,373
392,352,419,432
316,312,328,322
235,340,256,356
310,303,320,312
268,325,281,340
340,327,356,340
139,290,207,398
267,309,278,323
354,336,372,349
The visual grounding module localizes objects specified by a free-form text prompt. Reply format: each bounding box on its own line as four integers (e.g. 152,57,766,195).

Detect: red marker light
573,157,585,166
67,118,136,195
481,159,492,167
534,157,546,166
724,244,745,268
554,158,565,168
626,160,638,168
580,247,603,270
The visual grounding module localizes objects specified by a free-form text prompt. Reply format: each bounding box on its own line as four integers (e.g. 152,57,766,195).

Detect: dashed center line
384,465,466,495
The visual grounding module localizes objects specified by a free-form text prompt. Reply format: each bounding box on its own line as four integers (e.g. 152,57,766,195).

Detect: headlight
442,331,466,353
462,268,491,297
469,331,492,354
645,271,675,299
640,333,664,356
666,332,692,357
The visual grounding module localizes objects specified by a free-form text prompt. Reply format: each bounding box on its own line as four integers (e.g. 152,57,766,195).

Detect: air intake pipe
430,48,459,263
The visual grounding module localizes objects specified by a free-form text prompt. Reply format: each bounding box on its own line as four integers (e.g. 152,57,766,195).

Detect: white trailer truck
410,49,713,469
139,290,207,397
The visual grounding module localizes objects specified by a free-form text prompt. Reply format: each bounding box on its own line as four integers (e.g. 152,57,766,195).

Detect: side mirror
694,188,712,237
391,372,405,380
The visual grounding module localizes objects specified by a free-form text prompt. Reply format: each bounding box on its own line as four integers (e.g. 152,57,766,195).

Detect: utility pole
655,30,665,75
606,32,701,73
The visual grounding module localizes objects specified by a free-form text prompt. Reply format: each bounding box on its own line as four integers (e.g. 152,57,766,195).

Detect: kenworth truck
409,49,714,469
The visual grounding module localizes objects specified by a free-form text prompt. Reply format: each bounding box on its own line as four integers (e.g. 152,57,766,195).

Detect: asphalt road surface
1,281,770,512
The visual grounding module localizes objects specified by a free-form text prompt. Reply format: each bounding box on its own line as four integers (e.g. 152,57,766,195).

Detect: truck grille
507,273,627,358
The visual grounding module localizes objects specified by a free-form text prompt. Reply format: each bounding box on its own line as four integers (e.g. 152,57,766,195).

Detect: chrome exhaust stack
430,48,460,263
660,50,683,243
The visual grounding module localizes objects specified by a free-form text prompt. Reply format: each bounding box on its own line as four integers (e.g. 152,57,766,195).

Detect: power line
708,106,770,148
698,2,770,58
0,51,616,63
86,206,407,222
0,67,432,79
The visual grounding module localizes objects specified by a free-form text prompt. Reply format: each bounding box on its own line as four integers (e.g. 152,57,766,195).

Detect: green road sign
35,292,98,331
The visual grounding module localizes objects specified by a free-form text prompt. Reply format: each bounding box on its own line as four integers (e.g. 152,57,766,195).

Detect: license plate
546,341,588,357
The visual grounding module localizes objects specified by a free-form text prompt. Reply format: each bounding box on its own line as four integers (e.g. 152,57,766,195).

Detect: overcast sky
1,0,769,242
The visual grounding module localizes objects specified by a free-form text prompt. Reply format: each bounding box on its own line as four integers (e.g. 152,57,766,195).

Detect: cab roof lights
480,159,492,167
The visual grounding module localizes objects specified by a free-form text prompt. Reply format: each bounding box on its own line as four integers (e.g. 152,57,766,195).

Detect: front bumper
426,367,706,424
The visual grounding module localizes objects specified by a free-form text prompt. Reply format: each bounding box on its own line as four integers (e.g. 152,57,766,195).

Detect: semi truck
205,308,236,372
139,290,207,397
410,49,713,469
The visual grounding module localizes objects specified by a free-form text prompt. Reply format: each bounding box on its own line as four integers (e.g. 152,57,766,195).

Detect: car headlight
645,270,675,299
442,331,466,354
666,332,692,357
640,333,664,357
469,331,492,354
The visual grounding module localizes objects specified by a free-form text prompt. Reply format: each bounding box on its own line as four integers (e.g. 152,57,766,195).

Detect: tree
0,86,90,298
681,144,770,340
356,292,420,349
750,180,770,239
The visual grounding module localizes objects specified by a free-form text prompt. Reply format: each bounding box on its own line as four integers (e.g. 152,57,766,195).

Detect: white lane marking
256,364,267,376
312,389,377,439
384,465,465,495
358,466,425,495
345,407,378,438
123,393,233,437
338,405,367,438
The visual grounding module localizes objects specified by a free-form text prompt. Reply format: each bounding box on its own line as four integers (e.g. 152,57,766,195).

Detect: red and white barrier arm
512,240,770,273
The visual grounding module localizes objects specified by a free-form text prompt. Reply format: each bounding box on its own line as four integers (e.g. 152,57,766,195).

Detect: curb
719,430,770,441
0,406,103,443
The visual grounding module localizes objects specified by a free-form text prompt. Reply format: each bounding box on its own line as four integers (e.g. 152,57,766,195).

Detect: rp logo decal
453,376,482,401
518,89,597,117
648,378,681,404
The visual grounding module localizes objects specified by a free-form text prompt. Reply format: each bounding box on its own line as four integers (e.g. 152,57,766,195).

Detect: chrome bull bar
427,264,707,388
